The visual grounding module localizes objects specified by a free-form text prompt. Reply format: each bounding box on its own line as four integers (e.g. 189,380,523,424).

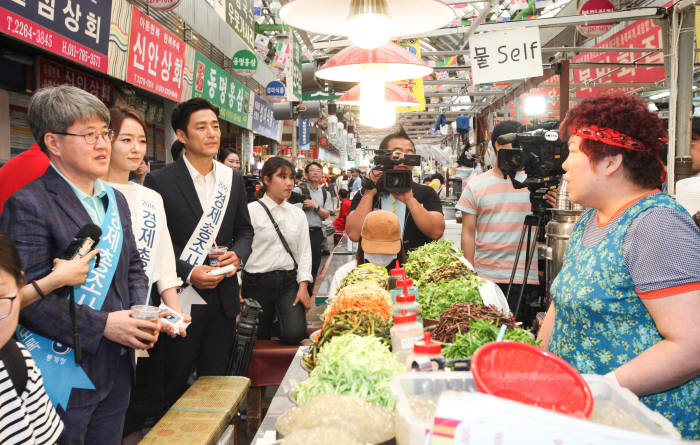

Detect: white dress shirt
182,153,216,208
244,194,313,284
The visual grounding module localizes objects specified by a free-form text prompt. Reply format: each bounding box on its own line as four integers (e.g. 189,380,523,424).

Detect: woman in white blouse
103,106,189,436
243,157,312,344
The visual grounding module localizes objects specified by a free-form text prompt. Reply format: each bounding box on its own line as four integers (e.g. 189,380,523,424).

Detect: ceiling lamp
315,43,432,82
338,82,418,128
280,0,455,50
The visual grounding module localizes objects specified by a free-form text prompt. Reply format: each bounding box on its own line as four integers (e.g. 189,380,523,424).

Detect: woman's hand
160,312,192,338
293,283,311,311
51,249,99,287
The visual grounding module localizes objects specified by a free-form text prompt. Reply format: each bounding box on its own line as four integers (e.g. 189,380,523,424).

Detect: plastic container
390,309,424,364
391,277,418,304
389,260,405,291
392,291,422,325
471,341,594,418
406,332,443,371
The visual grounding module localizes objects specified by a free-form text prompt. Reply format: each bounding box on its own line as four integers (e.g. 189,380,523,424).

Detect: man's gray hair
28,85,110,153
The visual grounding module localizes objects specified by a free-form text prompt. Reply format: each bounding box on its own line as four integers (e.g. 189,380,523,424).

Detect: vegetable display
418,276,484,320
404,240,465,282
322,282,392,328
303,309,392,370
339,263,389,289
442,319,539,359
294,334,406,409
421,261,475,286
433,303,517,344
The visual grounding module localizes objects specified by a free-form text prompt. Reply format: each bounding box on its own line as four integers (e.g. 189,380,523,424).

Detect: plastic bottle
392,276,418,304
389,260,404,291
390,309,424,364
406,332,444,371
392,287,422,325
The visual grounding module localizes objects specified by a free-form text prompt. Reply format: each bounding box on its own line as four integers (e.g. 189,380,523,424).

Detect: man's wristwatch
314,205,320,213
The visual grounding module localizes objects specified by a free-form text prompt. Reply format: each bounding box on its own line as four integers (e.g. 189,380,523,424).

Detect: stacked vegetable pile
442,319,539,359
403,240,484,320
322,281,392,328
295,334,406,409
339,263,389,289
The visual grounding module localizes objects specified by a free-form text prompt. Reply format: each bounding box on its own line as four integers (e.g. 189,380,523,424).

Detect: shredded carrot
323,294,392,328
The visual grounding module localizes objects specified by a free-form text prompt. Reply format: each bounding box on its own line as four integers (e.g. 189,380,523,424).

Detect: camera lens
386,175,401,187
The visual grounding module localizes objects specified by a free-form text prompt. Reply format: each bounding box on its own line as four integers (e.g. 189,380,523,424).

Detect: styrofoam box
390,372,680,445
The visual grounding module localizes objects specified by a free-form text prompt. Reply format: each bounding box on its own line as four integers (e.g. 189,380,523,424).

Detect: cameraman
458,120,542,314
346,129,445,253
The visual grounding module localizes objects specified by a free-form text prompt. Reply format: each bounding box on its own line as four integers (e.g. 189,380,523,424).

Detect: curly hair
560,94,666,189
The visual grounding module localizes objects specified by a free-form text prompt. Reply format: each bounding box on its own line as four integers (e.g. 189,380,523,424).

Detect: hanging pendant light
280,0,455,50
337,82,418,128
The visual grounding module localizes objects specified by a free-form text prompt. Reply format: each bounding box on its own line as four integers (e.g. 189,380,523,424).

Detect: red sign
38,59,112,104
253,146,262,154
310,146,319,159
573,18,664,98
576,0,615,38
126,7,185,101
278,145,292,156
319,136,329,148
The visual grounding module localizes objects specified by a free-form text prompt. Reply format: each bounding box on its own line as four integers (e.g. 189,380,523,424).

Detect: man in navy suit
0,86,156,445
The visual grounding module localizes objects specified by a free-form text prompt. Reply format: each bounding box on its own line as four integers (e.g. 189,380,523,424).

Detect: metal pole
560,60,570,119
292,118,298,159
670,6,695,194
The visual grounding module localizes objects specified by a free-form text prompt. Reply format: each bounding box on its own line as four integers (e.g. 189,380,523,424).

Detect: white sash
132,186,164,294
180,161,233,267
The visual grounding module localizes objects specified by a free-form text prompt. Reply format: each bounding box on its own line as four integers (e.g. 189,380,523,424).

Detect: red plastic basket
471,341,594,418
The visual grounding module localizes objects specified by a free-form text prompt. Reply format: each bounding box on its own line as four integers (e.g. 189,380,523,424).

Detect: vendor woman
538,94,700,439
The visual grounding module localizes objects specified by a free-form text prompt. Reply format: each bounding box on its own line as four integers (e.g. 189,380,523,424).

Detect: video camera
366,149,422,194
496,122,567,215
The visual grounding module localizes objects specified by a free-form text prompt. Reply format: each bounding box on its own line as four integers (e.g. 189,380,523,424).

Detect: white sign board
469,27,543,85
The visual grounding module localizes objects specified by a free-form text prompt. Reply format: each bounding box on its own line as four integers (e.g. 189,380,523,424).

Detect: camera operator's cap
361,210,401,255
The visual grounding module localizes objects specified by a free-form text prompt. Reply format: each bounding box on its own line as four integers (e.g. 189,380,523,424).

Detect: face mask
364,253,396,267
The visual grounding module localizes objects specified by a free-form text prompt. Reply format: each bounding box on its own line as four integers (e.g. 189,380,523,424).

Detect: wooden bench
140,376,250,445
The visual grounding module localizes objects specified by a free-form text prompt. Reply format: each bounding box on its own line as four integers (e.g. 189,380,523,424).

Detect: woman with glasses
102,106,189,438
0,231,64,444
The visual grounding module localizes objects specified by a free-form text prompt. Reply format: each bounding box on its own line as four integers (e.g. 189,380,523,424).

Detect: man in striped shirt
458,121,539,318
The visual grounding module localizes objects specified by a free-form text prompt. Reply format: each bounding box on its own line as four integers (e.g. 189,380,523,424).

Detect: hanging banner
232,49,258,76
250,94,280,141
266,80,286,98
193,52,250,128
38,59,113,105
0,0,112,73
573,18,665,98
225,0,255,51
126,6,185,101
286,30,303,102
299,119,310,151
469,27,543,85
394,39,426,113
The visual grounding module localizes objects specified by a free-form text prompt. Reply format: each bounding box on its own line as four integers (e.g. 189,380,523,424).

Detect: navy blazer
0,167,148,408
145,156,253,319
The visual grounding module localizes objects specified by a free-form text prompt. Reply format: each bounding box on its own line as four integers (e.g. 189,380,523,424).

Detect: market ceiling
260,0,677,140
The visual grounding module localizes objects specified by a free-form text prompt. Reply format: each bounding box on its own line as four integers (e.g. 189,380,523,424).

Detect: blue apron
549,192,700,439
15,185,123,410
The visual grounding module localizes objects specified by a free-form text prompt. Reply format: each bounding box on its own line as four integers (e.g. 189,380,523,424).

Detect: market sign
38,58,113,105
576,0,615,38
126,7,185,101
232,49,258,76
469,27,543,85
573,17,664,98
225,0,255,51
193,52,250,128
0,0,111,73
286,29,303,102
250,94,280,141
394,39,426,113
302,88,342,101
266,80,286,98
299,119,310,151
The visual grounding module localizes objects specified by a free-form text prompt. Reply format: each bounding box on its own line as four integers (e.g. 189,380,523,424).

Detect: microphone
63,224,101,366
62,224,102,260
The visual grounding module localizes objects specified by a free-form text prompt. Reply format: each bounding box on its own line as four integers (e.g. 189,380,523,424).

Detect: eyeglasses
0,295,17,320
53,129,116,145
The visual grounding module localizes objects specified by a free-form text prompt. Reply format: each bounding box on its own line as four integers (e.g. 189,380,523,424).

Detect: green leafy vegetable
418,276,484,320
442,319,539,359
339,263,389,289
295,334,406,409
404,240,464,282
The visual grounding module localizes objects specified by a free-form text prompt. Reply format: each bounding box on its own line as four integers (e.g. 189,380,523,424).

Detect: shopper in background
348,168,362,199
457,120,539,314
336,173,349,195
0,85,154,444
0,231,64,445
219,147,242,171
294,162,333,288
0,143,49,214
332,188,352,246
243,157,312,344
346,129,444,253
328,175,338,210
131,159,149,185
144,97,253,411
538,94,700,439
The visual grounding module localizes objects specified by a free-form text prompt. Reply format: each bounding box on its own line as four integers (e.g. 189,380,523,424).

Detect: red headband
572,125,667,152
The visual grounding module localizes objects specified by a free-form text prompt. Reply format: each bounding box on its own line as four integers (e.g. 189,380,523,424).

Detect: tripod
505,213,543,321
